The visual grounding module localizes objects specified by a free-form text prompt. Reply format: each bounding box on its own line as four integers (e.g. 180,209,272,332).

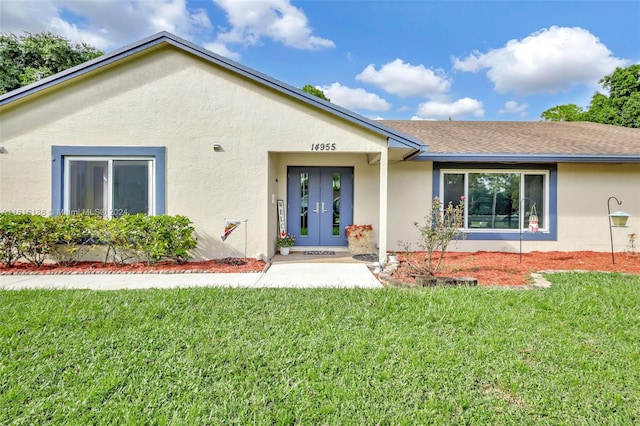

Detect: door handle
312,202,319,213
321,202,327,213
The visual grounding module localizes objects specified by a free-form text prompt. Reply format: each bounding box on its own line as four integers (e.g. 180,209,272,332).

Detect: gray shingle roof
380,120,640,160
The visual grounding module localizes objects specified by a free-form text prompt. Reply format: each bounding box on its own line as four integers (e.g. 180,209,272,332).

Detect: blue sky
2,0,638,121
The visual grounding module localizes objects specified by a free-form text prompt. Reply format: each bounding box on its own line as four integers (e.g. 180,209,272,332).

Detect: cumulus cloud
0,0,214,50
320,83,391,112
0,0,333,58
453,26,628,95
214,0,334,50
498,100,528,116
356,59,451,98
415,98,485,120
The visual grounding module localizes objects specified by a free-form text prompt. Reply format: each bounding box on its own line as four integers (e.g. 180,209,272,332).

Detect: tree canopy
0,32,103,95
540,64,640,128
301,84,330,102
540,104,584,122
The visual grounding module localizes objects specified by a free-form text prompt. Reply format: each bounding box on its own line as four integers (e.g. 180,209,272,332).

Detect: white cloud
0,0,213,50
498,100,528,116
213,0,334,50
320,83,391,112
453,26,628,95
356,59,451,98
415,98,485,120
203,40,241,61
0,0,332,59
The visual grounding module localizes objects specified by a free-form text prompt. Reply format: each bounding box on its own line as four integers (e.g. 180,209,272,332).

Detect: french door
287,167,353,246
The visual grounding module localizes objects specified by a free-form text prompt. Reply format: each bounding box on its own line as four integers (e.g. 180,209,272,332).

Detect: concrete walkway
0,262,383,290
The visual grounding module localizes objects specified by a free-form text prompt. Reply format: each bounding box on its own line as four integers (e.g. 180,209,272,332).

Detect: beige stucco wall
556,163,639,252
386,161,640,254
0,45,388,260
386,161,433,252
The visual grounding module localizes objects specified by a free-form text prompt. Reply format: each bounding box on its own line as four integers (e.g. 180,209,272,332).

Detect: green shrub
49,213,101,266
0,212,198,267
97,216,137,265
14,214,57,267
0,213,22,266
121,214,197,264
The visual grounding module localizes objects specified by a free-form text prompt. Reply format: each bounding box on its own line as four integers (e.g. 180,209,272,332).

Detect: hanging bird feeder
609,211,631,227
528,203,539,233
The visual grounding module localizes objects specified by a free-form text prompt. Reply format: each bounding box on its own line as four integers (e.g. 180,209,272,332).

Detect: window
443,170,547,231
52,146,165,217
434,163,557,241
65,157,154,217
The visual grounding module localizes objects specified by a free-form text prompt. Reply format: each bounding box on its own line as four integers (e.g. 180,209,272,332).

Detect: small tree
400,196,466,276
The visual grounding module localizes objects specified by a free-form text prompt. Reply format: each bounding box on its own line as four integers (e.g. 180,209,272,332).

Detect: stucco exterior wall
0,46,388,260
391,161,640,254
386,161,433,252
556,163,639,252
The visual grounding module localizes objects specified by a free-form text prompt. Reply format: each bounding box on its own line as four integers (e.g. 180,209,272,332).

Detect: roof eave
413,153,640,163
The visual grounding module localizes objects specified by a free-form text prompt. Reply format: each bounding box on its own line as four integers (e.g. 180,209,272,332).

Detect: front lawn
2,272,639,424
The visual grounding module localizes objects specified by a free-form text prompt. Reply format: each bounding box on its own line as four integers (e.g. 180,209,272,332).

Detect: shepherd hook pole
519,197,531,263
608,196,622,264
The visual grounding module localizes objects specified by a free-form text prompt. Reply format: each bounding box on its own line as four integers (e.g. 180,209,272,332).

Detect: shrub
14,214,57,267
118,214,197,265
0,213,22,266
400,196,466,276
0,212,198,267
49,213,101,266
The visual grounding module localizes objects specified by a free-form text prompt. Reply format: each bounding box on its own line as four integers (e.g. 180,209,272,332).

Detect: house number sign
310,143,336,151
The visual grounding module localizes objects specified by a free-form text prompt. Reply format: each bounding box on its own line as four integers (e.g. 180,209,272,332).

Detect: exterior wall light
213,144,223,152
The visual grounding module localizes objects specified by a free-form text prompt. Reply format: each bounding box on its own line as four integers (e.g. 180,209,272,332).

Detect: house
1,32,639,261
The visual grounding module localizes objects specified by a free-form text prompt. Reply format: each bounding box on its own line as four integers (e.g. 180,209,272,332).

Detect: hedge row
0,213,197,267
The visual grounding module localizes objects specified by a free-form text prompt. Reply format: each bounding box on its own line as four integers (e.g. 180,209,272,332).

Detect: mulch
391,251,640,286
2,252,638,287
0,258,267,275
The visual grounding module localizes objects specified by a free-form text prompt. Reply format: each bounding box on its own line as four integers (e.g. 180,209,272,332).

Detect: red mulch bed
0,258,267,275
392,251,640,287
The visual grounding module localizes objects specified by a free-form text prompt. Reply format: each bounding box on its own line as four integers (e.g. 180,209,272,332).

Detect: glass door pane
113,160,149,216
525,174,545,228
468,173,520,229
67,160,108,215
332,173,341,236
299,172,309,236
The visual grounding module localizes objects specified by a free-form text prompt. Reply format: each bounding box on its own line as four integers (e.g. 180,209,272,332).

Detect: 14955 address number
311,143,336,151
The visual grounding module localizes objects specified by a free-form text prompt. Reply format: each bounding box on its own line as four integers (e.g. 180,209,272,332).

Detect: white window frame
63,156,155,218
440,169,550,233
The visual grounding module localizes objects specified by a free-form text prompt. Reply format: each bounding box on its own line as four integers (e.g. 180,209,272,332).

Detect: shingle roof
380,120,640,161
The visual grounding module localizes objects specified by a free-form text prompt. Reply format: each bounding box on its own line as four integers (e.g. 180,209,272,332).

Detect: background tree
582,64,640,128
540,64,640,128
301,84,330,102
540,103,584,122
0,32,103,95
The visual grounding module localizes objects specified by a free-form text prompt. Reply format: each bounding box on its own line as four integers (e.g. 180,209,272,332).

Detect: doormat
352,253,379,262
303,251,336,255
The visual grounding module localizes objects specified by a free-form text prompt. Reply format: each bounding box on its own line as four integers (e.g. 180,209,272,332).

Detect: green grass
2,272,639,424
